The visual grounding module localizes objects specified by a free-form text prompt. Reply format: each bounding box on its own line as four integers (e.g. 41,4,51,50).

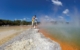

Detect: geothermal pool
41,25,80,50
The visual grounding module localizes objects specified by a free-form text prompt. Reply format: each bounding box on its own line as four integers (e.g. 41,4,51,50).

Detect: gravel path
0,28,61,50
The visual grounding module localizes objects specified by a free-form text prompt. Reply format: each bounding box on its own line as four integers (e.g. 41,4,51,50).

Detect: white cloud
58,16,65,21
51,0,62,6
45,15,56,22
27,18,30,20
14,18,17,20
51,19,56,21
59,16,64,19
63,9,69,14
23,18,26,20
45,15,49,18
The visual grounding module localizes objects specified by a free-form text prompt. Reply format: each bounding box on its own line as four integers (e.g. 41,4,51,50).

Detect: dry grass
0,31,20,45
0,26,31,45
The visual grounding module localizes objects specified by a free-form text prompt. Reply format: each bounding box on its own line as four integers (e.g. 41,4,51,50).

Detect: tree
0,19,32,26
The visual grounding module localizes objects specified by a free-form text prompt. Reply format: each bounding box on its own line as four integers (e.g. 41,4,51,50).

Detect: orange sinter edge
39,29,79,50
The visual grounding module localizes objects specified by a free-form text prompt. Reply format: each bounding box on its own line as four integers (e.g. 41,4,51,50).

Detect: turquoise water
42,26,80,48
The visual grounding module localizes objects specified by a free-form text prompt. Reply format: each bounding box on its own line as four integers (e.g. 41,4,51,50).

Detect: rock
0,29,61,50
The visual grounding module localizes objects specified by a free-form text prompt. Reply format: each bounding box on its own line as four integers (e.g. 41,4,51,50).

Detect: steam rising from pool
39,9,80,49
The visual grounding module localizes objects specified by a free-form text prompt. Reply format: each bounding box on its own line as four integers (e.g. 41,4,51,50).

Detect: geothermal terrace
0,28,61,50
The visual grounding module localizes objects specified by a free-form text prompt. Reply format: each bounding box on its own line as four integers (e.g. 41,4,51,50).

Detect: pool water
42,26,80,49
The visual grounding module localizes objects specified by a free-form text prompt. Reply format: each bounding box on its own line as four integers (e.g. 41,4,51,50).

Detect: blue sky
0,0,80,21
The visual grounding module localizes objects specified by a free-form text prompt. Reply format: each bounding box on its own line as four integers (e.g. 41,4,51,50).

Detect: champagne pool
40,25,80,50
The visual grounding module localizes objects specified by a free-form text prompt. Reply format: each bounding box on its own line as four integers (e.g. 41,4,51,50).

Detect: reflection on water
42,26,80,49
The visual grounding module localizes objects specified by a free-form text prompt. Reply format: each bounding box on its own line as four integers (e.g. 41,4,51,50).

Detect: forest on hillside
0,19,32,26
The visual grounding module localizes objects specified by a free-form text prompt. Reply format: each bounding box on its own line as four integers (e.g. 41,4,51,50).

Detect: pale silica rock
5,39,33,50
0,29,61,50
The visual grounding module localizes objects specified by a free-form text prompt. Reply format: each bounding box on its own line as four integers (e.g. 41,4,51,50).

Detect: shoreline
39,29,78,50
0,28,61,50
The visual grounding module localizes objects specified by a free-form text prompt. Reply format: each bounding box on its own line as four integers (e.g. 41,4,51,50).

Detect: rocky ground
0,28,61,50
